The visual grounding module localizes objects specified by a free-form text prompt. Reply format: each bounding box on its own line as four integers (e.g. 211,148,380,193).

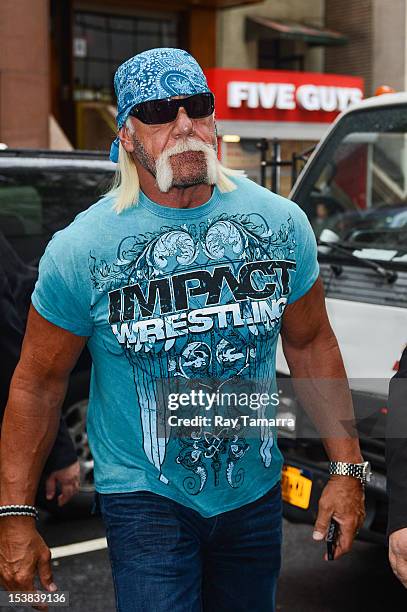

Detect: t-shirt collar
138,185,221,219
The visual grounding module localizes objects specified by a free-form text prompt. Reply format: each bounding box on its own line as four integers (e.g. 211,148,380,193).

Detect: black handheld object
326,518,340,561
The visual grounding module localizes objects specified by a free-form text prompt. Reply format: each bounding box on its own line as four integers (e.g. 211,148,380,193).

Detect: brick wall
325,0,373,95
0,0,50,148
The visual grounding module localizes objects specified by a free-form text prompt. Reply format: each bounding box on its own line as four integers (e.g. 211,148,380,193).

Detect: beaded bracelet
0,505,39,520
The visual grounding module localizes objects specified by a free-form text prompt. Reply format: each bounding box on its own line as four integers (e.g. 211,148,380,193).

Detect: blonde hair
106,123,245,214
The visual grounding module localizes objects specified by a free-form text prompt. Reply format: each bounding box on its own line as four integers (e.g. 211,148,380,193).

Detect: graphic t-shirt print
89,212,297,495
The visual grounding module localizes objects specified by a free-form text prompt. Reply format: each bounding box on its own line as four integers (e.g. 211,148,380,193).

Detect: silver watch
329,461,372,485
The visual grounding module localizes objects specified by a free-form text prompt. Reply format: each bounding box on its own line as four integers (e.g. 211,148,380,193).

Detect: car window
0,185,42,236
0,163,114,263
292,105,407,252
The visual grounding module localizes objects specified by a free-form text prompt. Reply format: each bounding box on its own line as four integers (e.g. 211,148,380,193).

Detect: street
2,513,405,612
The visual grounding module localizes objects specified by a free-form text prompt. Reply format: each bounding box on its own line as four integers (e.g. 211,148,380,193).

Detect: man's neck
136,161,213,209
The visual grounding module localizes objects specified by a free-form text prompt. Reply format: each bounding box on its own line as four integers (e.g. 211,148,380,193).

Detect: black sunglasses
128,92,215,125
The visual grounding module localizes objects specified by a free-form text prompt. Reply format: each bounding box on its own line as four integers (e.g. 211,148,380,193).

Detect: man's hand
0,517,56,611
312,476,365,559
45,460,80,507
389,528,407,587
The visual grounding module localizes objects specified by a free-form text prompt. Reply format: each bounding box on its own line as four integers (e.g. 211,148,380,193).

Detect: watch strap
329,461,367,483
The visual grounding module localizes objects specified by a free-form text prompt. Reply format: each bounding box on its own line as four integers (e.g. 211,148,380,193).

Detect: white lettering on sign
258,83,277,109
276,83,296,109
228,82,257,108
296,85,363,111
296,85,320,111
228,82,295,110
227,81,363,112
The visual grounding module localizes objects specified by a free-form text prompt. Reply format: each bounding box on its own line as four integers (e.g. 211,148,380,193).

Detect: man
0,48,366,611
0,231,80,510
386,346,407,587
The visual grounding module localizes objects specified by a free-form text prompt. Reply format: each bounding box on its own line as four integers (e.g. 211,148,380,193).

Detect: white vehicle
277,92,407,542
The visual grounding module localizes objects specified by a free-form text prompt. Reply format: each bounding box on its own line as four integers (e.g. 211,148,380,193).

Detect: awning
246,16,348,46
183,0,263,7
211,0,263,6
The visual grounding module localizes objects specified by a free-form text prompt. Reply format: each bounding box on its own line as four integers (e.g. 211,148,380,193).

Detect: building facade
0,0,50,149
325,0,407,97
217,0,325,72
0,0,261,149
1,0,405,182
214,0,349,191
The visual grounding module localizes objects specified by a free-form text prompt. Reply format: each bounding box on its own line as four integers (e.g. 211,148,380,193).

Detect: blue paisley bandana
109,48,211,162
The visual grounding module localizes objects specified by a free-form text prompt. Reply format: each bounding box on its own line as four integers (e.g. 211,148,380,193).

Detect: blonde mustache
155,138,219,192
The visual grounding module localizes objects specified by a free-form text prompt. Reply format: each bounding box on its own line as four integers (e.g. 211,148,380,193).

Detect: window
258,39,305,71
0,162,114,263
293,106,407,252
74,11,179,99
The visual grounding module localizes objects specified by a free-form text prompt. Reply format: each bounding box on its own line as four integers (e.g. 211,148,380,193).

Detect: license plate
282,465,312,509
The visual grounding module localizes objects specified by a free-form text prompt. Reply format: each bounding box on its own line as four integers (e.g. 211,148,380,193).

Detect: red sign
204,68,364,124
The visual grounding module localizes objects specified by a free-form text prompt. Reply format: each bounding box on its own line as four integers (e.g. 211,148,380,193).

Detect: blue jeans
98,482,282,612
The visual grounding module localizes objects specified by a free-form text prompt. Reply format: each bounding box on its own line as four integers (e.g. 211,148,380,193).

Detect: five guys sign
205,68,364,124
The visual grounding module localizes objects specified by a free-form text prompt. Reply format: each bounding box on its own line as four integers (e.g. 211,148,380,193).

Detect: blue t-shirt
31,176,319,517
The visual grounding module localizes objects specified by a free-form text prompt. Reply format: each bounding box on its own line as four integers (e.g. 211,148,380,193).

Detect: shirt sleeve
0,269,23,413
288,206,320,304
386,346,407,536
31,236,93,337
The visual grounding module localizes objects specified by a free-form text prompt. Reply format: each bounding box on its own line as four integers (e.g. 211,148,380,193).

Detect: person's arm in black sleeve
0,262,77,483
42,418,78,475
0,273,24,413
386,346,407,536
36,417,80,511
386,346,407,587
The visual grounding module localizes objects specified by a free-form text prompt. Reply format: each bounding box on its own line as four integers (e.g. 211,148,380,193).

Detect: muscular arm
281,277,365,558
0,267,79,505
0,305,87,506
281,277,362,463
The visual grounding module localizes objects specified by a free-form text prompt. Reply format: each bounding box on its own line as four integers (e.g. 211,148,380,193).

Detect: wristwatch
329,461,372,485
